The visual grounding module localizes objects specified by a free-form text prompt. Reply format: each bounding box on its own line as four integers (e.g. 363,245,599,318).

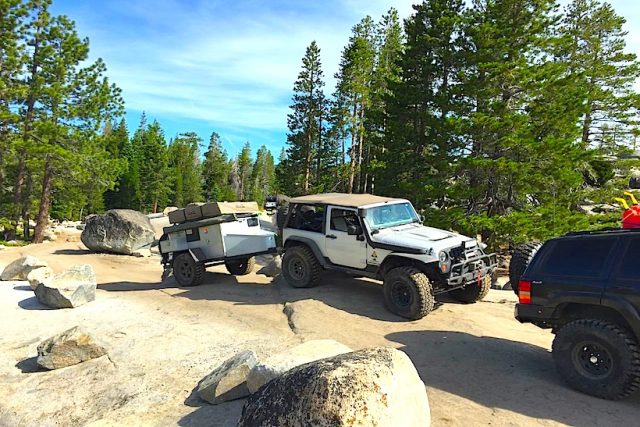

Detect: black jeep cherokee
514,228,640,400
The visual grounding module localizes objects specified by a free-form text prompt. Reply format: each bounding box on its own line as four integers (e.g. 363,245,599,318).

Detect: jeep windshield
365,202,420,231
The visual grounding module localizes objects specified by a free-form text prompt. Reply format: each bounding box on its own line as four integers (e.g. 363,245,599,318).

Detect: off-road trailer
159,202,277,286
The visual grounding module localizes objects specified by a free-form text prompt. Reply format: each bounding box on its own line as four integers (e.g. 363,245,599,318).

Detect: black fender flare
600,295,640,340
283,236,327,268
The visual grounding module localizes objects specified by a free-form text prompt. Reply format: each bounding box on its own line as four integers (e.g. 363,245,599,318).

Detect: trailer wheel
173,252,204,287
225,257,256,276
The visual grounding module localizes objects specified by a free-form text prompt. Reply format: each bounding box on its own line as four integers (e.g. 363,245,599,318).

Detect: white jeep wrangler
280,193,497,320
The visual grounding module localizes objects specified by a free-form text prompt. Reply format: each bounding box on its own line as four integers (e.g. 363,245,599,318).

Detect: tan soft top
289,193,405,208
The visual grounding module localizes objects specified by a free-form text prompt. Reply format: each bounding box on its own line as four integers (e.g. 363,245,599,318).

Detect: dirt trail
0,237,638,426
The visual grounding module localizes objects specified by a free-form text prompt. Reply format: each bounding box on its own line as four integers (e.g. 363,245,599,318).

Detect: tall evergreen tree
285,41,329,194
236,142,253,201
167,132,203,207
250,145,276,205
138,120,169,213
202,131,234,201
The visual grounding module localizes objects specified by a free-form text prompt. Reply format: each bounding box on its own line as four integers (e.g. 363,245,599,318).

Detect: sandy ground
0,228,638,426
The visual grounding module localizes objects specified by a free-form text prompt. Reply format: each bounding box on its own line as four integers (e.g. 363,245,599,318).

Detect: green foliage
202,132,234,201
167,132,203,207
138,121,169,213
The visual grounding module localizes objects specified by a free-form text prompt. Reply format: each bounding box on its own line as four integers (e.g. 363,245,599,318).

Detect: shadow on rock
177,399,245,427
386,330,640,425
99,270,415,322
52,249,94,256
15,356,43,373
17,296,54,311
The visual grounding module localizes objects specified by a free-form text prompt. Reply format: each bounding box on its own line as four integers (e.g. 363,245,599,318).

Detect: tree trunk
356,103,365,193
316,112,323,184
303,131,312,193
347,104,358,193
22,172,33,240
33,160,54,244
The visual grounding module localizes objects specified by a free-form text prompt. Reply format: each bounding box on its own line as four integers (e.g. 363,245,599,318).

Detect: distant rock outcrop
630,170,640,189
239,347,431,427
37,326,107,370
81,209,154,255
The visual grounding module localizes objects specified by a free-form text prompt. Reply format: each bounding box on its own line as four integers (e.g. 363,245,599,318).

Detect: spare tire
276,206,289,229
509,242,542,296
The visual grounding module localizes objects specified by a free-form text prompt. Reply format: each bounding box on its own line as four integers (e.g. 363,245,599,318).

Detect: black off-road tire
173,252,205,287
225,257,256,276
383,267,434,320
509,242,542,295
282,245,321,288
552,319,640,400
449,275,491,303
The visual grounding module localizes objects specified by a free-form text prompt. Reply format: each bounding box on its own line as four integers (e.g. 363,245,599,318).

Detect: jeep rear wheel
173,252,205,287
509,242,542,296
383,267,434,320
225,257,256,276
449,275,491,303
552,319,640,400
282,245,321,288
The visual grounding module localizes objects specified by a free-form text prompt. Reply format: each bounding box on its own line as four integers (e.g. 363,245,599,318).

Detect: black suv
514,228,640,400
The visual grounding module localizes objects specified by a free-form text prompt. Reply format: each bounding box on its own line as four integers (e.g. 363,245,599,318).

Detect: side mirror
347,224,363,236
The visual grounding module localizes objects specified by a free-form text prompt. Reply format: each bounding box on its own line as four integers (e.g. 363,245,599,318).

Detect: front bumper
446,253,498,286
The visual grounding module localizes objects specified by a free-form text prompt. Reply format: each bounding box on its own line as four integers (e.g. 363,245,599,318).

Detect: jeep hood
370,224,475,251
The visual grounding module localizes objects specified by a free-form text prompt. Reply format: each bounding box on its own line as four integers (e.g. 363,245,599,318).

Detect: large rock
34,264,97,308
81,209,155,255
37,326,107,370
247,339,352,393
239,347,430,427
27,266,55,290
630,170,640,189
197,350,257,404
1,256,48,281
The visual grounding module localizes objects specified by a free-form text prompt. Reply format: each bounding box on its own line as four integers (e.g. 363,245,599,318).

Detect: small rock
1,256,49,281
34,264,97,308
247,339,352,393
27,266,55,291
43,229,57,241
131,248,152,258
256,255,281,278
198,350,258,404
239,347,430,427
37,326,107,370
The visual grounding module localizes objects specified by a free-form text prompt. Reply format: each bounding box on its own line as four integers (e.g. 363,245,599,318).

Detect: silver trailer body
160,214,277,265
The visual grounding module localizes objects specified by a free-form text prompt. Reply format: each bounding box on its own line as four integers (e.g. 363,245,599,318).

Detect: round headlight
439,251,448,263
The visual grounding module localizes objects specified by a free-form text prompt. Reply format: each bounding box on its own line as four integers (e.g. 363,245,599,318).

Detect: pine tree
202,131,234,201
237,142,253,201
250,145,276,205
285,41,329,194
104,118,130,210
381,0,469,207
138,120,169,213
167,132,203,207
333,18,377,193
561,0,640,146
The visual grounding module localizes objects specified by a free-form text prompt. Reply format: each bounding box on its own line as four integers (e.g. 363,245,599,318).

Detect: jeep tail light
519,280,531,304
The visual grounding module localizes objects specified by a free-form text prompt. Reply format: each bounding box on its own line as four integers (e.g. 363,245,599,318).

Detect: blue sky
51,0,639,158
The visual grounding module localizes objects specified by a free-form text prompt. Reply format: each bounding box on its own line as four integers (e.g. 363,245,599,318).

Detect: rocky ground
0,226,638,426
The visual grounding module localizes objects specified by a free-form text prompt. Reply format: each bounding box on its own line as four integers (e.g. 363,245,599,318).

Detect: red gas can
622,206,640,229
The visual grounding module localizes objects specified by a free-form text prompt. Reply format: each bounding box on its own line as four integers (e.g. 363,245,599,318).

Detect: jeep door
606,236,640,312
324,207,367,269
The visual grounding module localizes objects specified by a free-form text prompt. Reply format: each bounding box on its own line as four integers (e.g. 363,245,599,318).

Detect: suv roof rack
564,227,640,237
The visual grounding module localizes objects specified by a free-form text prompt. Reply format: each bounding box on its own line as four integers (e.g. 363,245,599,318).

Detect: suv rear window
540,237,616,278
618,238,640,280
